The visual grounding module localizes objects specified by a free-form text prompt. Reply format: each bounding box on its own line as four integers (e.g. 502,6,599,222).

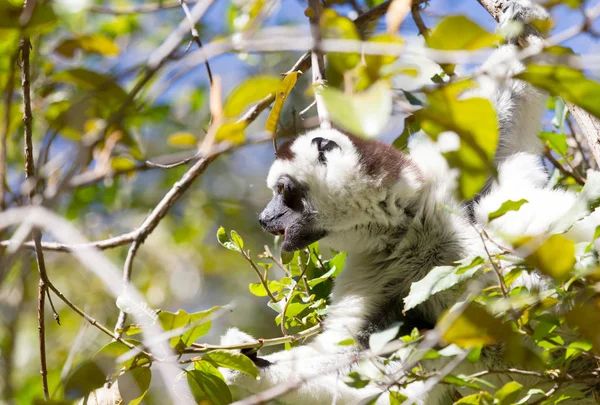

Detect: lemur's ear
311,137,341,163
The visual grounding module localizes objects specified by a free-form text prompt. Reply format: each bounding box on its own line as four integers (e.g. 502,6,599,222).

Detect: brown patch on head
339,130,419,185
275,139,295,161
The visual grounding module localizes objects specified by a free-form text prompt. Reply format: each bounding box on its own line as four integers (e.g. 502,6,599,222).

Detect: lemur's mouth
268,228,286,236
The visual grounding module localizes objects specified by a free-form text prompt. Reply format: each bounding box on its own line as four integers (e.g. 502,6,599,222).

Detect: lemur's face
259,129,421,252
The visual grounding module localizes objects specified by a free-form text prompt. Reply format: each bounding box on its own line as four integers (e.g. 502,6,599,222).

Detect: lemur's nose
258,215,267,228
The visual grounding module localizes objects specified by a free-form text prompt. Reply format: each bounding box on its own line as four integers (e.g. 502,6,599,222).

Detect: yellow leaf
386,0,411,34
216,121,247,144
320,81,392,138
55,34,119,58
428,16,499,51
265,72,300,134
320,9,360,73
111,157,136,171
223,75,281,118
439,303,512,348
525,234,575,282
168,132,197,147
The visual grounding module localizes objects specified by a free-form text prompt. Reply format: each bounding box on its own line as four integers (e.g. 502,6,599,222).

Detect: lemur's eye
277,184,285,195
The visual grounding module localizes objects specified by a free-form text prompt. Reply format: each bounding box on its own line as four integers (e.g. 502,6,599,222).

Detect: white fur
220,2,600,404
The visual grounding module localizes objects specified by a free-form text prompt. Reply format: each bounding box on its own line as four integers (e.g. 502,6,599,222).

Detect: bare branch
544,146,586,185
20,29,52,400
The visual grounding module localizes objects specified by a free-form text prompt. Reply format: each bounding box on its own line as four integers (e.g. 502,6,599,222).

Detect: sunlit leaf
265,71,300,133
321,81,392,138
217,226,239,251
215,120,246,144
389,391,408,404
494,381,523,405
455,391,493,404
111,157,136,171
428,16,499,51
416,80,499,198
55,34,119,58
321,9,360,73
404,257,484,311
223,75,280,118
539,131,568,156
517,65,600,119
202,350,259,378
369,323,400,354
168,132,197,147
525,234,575,282
439,303,512,348
488,199,528,222
343,371,370,389
158,307,217,351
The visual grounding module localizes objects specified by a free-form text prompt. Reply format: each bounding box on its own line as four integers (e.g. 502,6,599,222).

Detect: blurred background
0,0,599,403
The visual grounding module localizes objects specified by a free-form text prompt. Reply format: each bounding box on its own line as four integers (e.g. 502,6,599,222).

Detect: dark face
258,175,326,252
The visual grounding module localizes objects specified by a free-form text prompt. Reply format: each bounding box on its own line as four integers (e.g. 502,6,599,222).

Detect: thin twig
20,31,52,401
280,255,310,336
186,323,322,354
179,0,213,85
240,249,279,303
544,147,586,185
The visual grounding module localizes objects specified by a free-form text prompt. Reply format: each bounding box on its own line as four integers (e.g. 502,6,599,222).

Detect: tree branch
178,0,213,85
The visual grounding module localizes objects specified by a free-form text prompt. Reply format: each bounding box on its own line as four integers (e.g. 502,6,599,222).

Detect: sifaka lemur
220,1,600,404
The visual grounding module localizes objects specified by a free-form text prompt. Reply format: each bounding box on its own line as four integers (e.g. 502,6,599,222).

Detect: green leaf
158,307,217,351
55,34,119,58
343,371,370,389
389,391,408,404
223,75,280,118
168,132,197,147
525,234,575,282
118,367,151,405
111,157,136,171
565,340,592,360
428,16,499,51
438,303,512,348
63,360,107,400
321,81,392,138
488,199,528,222
202,350,259,379
539,132,568,156
230,230,244,250
369,322,400,354
265,72,300,133
404,256,484,311
0,2,57,34
442,374,481,390
53,69,129,105
185,362,232,405
321,9,361,73
415,80,499,198
517,65,600,119
455,391,493,405
338,338,356,346
494,381,523,405
216,226,239,251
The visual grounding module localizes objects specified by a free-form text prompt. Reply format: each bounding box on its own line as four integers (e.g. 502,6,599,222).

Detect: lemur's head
259,128,423,252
